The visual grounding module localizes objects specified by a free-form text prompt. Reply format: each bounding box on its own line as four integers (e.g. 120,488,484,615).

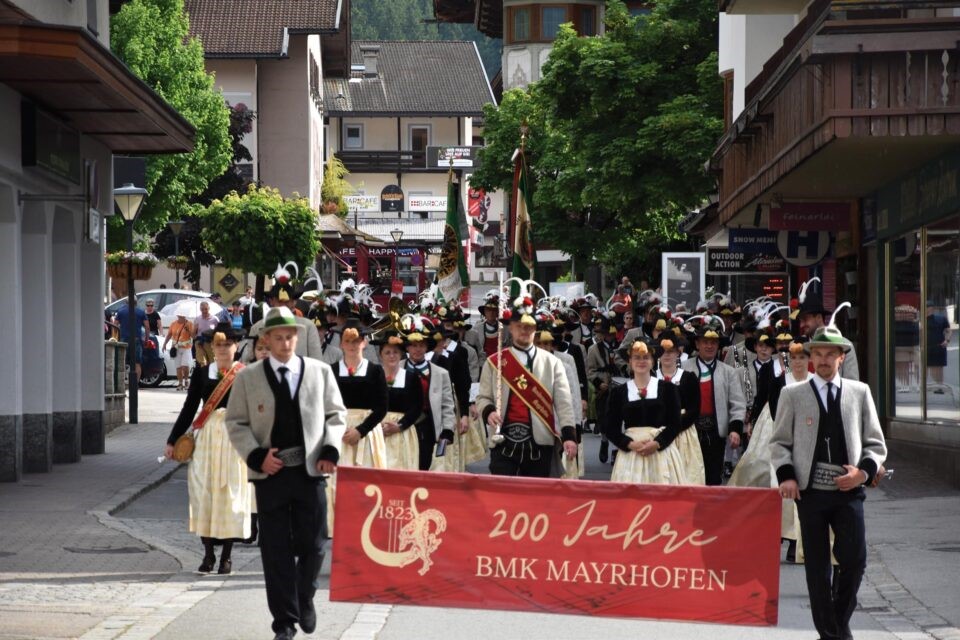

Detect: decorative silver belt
810,462,844,491
275,446,306,467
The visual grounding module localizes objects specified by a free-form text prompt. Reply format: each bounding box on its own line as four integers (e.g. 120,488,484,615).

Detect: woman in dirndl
334,318,388,468
606,340,687,485
653,333,705,484
165,322,252,574
372,329,422,470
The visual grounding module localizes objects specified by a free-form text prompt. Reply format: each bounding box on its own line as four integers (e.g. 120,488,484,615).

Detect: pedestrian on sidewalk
163,312,194,390
225,306,346,640
165,322,251,575
771,321,887,640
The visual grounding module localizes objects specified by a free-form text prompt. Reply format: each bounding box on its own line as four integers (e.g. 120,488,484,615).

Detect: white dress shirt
269,354,301,397
813,373,841,407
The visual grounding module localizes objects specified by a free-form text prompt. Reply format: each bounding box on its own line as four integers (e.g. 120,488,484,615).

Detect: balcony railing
336,150,443,173
712,2,960,223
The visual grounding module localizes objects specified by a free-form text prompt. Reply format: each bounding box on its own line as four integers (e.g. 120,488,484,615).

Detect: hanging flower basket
105,251,159,281
166,256,190,270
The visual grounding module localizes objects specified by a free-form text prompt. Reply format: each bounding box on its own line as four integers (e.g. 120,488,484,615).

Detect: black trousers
415,421,436,472
796,488,867,640
696,415,726,485
489,442,554,477
254,467,328,634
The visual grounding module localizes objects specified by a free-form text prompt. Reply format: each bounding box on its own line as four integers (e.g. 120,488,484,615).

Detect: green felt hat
262,306,304,335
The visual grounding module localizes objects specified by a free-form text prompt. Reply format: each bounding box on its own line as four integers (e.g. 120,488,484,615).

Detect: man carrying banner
771,318,886,640
226,306,347,640
477,285,578,477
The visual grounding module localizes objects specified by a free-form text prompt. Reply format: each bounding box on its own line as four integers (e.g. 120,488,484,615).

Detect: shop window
542,7,567,39
512,7,531,42
892,231,922,420
924,215,960,422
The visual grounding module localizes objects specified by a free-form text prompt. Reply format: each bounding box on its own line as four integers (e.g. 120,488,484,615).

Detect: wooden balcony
712,1,960,224
336,150,444,174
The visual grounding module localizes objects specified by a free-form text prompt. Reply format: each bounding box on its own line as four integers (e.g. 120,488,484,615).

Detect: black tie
522,348,534,369
277,366,292,401
826,381,839,417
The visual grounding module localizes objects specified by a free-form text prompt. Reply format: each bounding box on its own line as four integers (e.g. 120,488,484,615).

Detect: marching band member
606,340,687,485
477,282,577,478
653,333,705,484
681,318,747,485
796,278,860,380
333,318,388,468
403,320,457,471
587,318,626,464
365,329,423,471
535,324,584,478
771,319,885,640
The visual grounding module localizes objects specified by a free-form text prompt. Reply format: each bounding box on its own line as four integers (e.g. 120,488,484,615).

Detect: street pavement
1,387,958,640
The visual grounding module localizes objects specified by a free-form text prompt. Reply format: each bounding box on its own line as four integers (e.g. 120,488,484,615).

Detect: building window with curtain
579,7,596,36
512,7,531,42
542,7,567,39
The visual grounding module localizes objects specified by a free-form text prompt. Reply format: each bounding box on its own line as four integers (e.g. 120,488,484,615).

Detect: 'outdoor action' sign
707,248,786,274
331,467,781,626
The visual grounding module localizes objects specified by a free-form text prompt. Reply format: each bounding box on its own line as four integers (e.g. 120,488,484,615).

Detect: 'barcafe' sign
331,467,781,626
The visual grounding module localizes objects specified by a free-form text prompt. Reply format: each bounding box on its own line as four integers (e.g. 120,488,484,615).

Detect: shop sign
344,195,379,213
22,104,81,184
727,229,779,254
340,246,420,258
769,203,850,231
875,150,960,239
776,230,830,267
426,146,482,168
707,248,786,274
408,195,447,212
331,466,781,626
381,185,404,212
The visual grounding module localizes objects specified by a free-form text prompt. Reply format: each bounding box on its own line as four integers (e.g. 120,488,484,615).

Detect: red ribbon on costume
486,349,557,437
192,362,244,429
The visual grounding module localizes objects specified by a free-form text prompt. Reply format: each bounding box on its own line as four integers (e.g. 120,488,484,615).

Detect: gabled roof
185,0,342,58
324,40,495,117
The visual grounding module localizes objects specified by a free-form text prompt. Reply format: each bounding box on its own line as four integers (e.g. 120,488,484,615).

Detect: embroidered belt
503,422,533,444
275,446,306,467
810,462,844,491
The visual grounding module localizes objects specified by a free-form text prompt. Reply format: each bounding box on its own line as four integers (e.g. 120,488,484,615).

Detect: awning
0,22,194,154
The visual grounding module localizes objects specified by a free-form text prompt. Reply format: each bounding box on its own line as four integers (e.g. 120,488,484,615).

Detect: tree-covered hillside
352,0,502,78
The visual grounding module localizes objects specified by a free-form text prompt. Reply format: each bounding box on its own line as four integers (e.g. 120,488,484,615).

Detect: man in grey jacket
771,325,886,640
682,322,747,485
226,306,347,640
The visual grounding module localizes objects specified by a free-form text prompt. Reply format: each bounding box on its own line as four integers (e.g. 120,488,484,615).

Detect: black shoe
273,628,296,640
786,540,797,563
198,554,215,573
217,558,232,574
599,440,609,464
300,600,317,634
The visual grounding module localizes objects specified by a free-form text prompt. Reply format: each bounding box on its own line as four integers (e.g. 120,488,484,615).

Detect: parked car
105,289,209,387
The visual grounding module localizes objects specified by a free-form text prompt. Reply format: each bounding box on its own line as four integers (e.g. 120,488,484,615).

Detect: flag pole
491,270,505,445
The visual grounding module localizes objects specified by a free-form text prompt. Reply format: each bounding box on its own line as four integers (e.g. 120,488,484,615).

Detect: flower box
107,262,154,280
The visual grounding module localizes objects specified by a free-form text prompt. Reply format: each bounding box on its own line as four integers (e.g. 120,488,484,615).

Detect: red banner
330,468,782,626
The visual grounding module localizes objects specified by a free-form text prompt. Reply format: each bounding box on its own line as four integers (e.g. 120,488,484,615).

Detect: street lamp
168,219,185,289
114,183,148,425
390,228,404,294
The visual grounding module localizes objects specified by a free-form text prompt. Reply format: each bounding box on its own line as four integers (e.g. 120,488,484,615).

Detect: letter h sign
776,230,829,267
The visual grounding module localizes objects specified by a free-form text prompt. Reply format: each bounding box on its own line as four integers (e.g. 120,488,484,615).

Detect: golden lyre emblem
361,485,447,576
514,374,529,390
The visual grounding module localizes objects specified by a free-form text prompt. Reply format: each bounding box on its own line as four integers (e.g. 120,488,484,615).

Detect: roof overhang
0,22,195,154
326,110,484,118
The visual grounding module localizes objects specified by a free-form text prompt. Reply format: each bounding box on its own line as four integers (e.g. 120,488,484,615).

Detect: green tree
320,155,355,217
471,0,722,274
199,186,320,295
110,0,231,243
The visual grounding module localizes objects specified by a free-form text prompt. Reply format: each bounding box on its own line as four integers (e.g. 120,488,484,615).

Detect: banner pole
491,270,505,445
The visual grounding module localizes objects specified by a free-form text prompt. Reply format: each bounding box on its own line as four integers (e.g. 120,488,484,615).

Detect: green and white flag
437,173,469,303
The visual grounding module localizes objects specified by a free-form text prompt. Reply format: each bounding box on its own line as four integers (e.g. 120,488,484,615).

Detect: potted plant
166,254,190,270
105,251,160,280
